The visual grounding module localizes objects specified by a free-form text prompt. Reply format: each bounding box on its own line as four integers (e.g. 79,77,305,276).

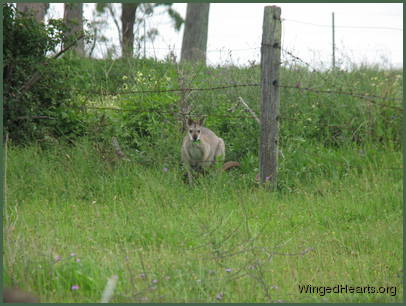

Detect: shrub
3,4,88,143
78,58,401,168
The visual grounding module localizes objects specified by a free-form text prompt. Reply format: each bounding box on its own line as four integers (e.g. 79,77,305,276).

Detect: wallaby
181,118,239,184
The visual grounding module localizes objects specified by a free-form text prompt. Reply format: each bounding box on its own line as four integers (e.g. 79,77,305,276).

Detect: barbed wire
279,47,350,89
282,18,403,31
275,46,403,110
30,36,403,129
124,46,261,54
83,42,401,108
278,84,402,104
84,82,402,109
75,105,262,120
75,100,400,127
89,83,261,96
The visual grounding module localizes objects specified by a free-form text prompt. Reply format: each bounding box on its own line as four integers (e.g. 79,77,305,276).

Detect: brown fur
222,161,240,171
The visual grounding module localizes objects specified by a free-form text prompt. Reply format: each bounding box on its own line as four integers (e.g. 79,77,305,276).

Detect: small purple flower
70,252,76,257
163,167,168,172
75,258,81,263
139,273,146,279
225,268,232,273
54,255,62,262
71,285,80,291
152,279,158,284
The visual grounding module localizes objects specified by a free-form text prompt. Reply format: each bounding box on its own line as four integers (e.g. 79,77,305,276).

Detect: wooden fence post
259,6,281,190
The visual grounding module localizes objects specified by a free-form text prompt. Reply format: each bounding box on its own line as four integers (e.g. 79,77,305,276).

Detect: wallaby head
186,117,206,142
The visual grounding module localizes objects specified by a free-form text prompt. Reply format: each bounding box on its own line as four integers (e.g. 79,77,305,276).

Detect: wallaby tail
222,161,240,171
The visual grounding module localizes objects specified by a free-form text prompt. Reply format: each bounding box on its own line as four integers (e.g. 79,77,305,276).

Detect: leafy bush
3,4,89,143
11,38,398,166
71,57,401,169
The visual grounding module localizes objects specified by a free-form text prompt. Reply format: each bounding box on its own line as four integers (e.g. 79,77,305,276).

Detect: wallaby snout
192,133,200,142
187,118,202,142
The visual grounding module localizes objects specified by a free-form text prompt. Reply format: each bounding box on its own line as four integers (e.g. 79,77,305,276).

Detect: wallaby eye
189,130,193,133
197,130,200,133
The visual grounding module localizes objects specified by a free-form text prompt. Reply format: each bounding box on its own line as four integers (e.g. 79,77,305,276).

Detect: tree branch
16,115,56,120
17,34,85,97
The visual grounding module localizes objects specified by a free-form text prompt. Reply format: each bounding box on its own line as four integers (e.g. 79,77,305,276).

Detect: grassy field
4,4,403,301
3,138,402,302
3,52,403,302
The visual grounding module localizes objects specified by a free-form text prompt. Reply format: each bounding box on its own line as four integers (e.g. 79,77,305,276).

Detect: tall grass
4,138,402,302
61,55,402,167
3,55,403,302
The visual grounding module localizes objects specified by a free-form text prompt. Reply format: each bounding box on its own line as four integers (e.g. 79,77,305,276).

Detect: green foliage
3,4,89,143
5,12,401,161
54,56,401,169
4,6,402,303
278,66,403,148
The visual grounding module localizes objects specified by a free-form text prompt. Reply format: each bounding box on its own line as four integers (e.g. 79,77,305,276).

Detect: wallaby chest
187,141,206,161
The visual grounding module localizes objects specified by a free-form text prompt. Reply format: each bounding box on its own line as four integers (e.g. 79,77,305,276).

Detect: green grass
4,54,403,302
4,139,402,302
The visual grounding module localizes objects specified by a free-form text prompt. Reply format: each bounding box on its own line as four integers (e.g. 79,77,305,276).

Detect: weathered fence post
260,6,281,190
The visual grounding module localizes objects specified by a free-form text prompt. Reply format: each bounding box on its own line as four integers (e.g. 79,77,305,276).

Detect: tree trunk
121,3,138,58
180,3,210,64
64,3,84,56
16,3,49,23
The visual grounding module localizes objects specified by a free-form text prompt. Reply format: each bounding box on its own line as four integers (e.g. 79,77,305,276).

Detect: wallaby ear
198,116,206,126
187,118,194,127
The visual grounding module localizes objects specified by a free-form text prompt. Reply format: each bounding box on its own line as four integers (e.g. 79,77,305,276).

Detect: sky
46,3,403,69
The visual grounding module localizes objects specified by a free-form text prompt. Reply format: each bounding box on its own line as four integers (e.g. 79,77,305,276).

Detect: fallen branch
111,137,130,161
237,96,284,159
237,96,260,124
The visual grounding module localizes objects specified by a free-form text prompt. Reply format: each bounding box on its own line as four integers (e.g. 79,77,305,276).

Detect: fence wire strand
85,82,401,103
81,47,402,108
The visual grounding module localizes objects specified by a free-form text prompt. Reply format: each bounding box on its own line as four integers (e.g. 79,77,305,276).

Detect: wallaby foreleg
184,163,194,184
